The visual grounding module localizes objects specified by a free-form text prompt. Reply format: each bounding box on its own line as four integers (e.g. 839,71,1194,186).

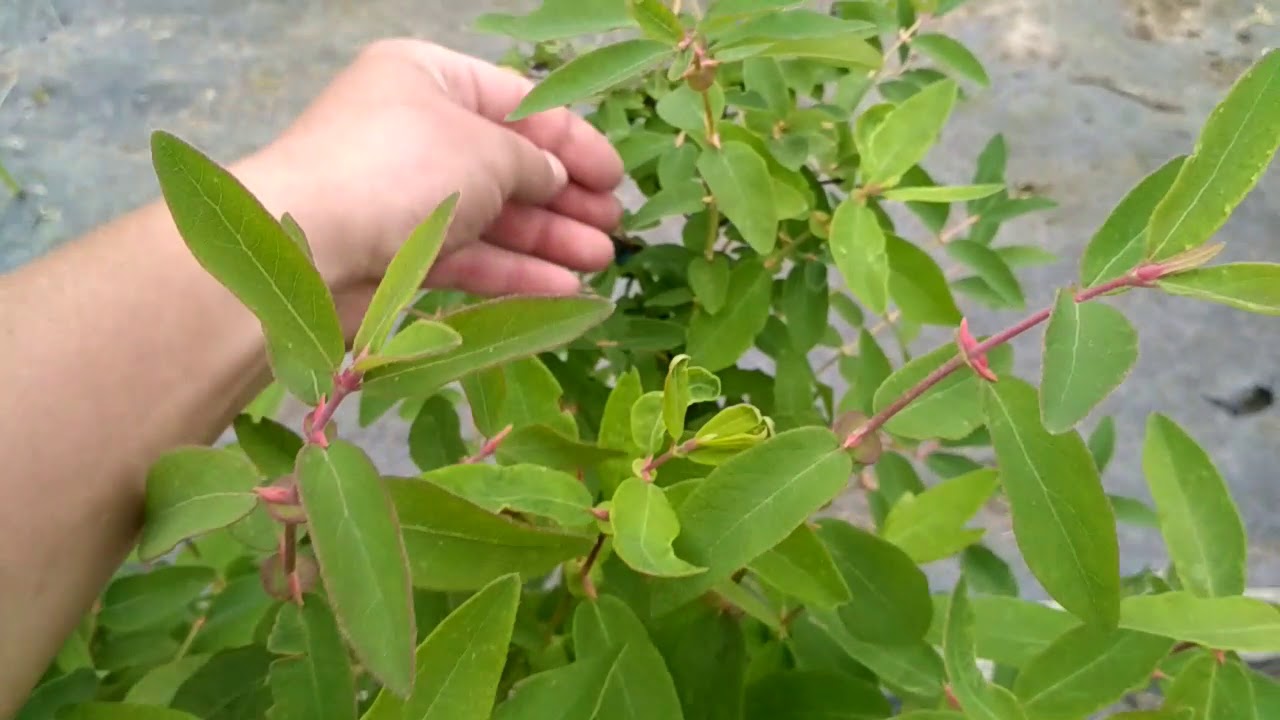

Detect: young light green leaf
266,596,357,720
882,469,999,564
744,671,892,720
751,35,882,69
942,579,1029,720
1110,494,1161,528
887,235,963,325
629,0,684,44
1157,262,1280,315
150,131,344,404
1079,156,1185,287
243,381,286,422
911,33,989,87
354,320,463,371
296,440,415,696
56,705,200,720
983,377,1120,627
712,9,876,45
686,259,773,372
1147,49,1280,260
1142,413,1247,597
864,79,959,185
475,0,633,42
1040,289,1139,433
652,427,853,611
798,609,946,702
1119,591,1280,652
354,194,458,353
573,595,685,720
363,574,519,720
872,343,1012,440
1014,625,1173,720
138,446,263,562
664,354,692,440
928,594,1078,667
613,477,707,577
600,368,643,452
830,198,889,314
748,522,851,608
420,463,594,529
632,391,668,455
697,141,778,253
1165,653,1259,720
1088,416,1117,472
509,40,671,121
946,240,1025,307
883,184,1003,203
363,296,613,398
688,255,731,315
387,477,594,591
817,518,934,644
657,84,725,135
688,404,772,464
98,566,216,632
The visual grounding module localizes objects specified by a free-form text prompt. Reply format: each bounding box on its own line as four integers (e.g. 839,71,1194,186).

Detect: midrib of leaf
1157,458,1219,596
400,521,585,548
692,270,769,350
1149,68,1280,258
1020,635,1140,711
1084,227,1145,287
638,487,661,568
315,451,391,632
295,616,328,716
1051,300,1084,414
809,612,935,691
160,491,254,514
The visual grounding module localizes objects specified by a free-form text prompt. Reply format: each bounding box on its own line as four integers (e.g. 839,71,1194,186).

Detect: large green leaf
781,260,829,351
509,39,671,120
15,669,99,720
1157,263,1280,315
1165,653,1259,720
910,33,989,87
1079,156,1185,287
475,0,632,42
496,424,627,473
98,566,216,632
629,0,684,43
420,463,593,530
651,602,746,720
799,609,945,701
751,35,882,69
697,141,779,253
296,440,415,696
872,343,1012,440
363,574,519,720
663,354,691,440
887,235,962,326
927,594,1079,668
491,652,622,720
652,427,853,611
1146,49,1280,260
688,255,731,315
817,518,933,644
744,671,891,720
170,646,273,719
150,132,344,404
600,367,644,452
354,194,457,353
685,259,773,372
983,378,1119,627
1119,592,1280,652
946,240,1024,307
408,395,468,472
138,446,263,561
863,79,959,185
883,184,1003,203
1142,414,1247,598
56,705,199,720
748,522,851,608
233,414,304,478
189,575,275,655
613,477,707,577
712,9,875,45
354,320,463,372
882,469,999,564
265,596,357,720
363,296,613,398
1013,625,1174,719
829,198,889,314
388,477,595,590
1040,289,1139,433
941,579,1028,720
573,596,686,720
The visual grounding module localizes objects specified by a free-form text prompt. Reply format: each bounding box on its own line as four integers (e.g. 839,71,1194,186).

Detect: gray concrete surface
2,0,1279,606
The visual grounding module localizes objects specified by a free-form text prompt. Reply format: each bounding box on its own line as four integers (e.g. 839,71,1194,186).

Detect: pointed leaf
233,414,303,478
744,670,891,720
928,594,1078,667
420,464,594,530
911,33,989,86
495,424,627,473
882,469,999,564
629,0,684,43
1040,289,1140,433
873,343,1012,440
864,79,959,185
830,198,889,314
266,596,357,720
817,518,933,643
1088,416,1117,472
1080,156,1185,287
713,9,876,44
942,579,1029,720
98,566,216,632
1157,262,1280,315
887,235,962,325
883,184,1003,202
688,255,731,315
600,368,643,452
749,523,851,608
697,141,778,253
139,447,264,562
1147,49,1280,260
491,652,623,720
1110,494,1162,528
297,440,415,696
613,478,707,577
573,595,685,720
509,39,670,120
408,395,467,472
798,609,945,701
1165,653,1259,720
983,378,1120,626
632,391,668,455
686,259,773,372
753,36,882,69
363,574,519,720
664,354,691,440
1119,591,1280,652
946,239,1024,307
475,0,632,42
354,320,463,372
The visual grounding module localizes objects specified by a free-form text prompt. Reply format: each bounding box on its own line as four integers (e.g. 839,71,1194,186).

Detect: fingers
547,183,624,232
486,122,571,208
484,204,615,272
425,243,584,297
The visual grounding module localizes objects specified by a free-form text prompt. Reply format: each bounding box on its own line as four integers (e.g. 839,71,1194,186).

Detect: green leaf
887,235,963,325
848,328,891,414
928,594,1077,667
872,343,1012,440
496,424,627,473
354,320,463,371
14,668,99,720
882,469,999,564
1120,591,1280,652
625,180,708,230
652,427,853,611
983,377,1120,626
883,184,1003,202
1040,289,1140,433
388,477,595,591
475,0,632,42
1088,416,1117,472
1157,263,1280,315
632,391,668,455
573,595,686,720
189,575,274,655
749,522,851,608
744,670,892,720
354,194,458,353
817,518,933,643
946,239,1025,307
799,608,946,701
266,596,357,720
509,40,671,121
613,477,707,577
1165,653,1259,720
98,566,215,632
150,132,344,404
55,704,199,720
363,574,519,720
138,446,263,561
244,381,286,421
600,368,644,452
171,646,273,719
829,198,889,314
713,9,876,45
697,141,779,254
1013,624,1173,719
650,602,746,720
420,463,594,529
911,33,989,86
688,255,731,315
752,36,882,69
296,440,415,696
1079,156,1185,287
1146,49,1280,260
663,354,691,440
1109,494,1161,528
1142,414,1247,597
743,57,790,116
363,296,613,398
942,579,1029,720
686,259,773,372
629,0,684,43
408,395,468,472
864,79,959,185
657,84,724,136
782,260,829,351
233,414,304,478
492,652,622,720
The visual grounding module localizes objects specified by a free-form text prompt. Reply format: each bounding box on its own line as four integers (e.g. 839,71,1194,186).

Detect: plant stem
642,439,698,481
580,534,606,600
282,522,302,605
704,200,720,259
463,424,514,464
306,367,361,446
700,87,719,147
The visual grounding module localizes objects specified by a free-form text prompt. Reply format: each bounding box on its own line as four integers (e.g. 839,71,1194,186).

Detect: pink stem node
956,318,999,383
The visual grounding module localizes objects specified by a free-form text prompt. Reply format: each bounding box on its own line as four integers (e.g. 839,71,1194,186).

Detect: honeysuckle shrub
18,1,1280,719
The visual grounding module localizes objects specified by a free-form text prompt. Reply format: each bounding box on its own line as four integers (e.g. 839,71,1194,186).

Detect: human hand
236,39,625,332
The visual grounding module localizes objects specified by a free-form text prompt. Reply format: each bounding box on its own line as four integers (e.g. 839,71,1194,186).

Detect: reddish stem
580,534,606,601
282,522,302,605
463,424,514,464
641,439,699,482
306,368,361,446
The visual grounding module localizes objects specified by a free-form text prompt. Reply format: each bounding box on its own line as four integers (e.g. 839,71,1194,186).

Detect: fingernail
544,150,568,189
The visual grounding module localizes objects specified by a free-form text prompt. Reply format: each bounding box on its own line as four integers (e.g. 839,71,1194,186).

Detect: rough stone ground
2,0,1279,637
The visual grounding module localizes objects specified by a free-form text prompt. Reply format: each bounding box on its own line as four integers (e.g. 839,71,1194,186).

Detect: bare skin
0,39,624,715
